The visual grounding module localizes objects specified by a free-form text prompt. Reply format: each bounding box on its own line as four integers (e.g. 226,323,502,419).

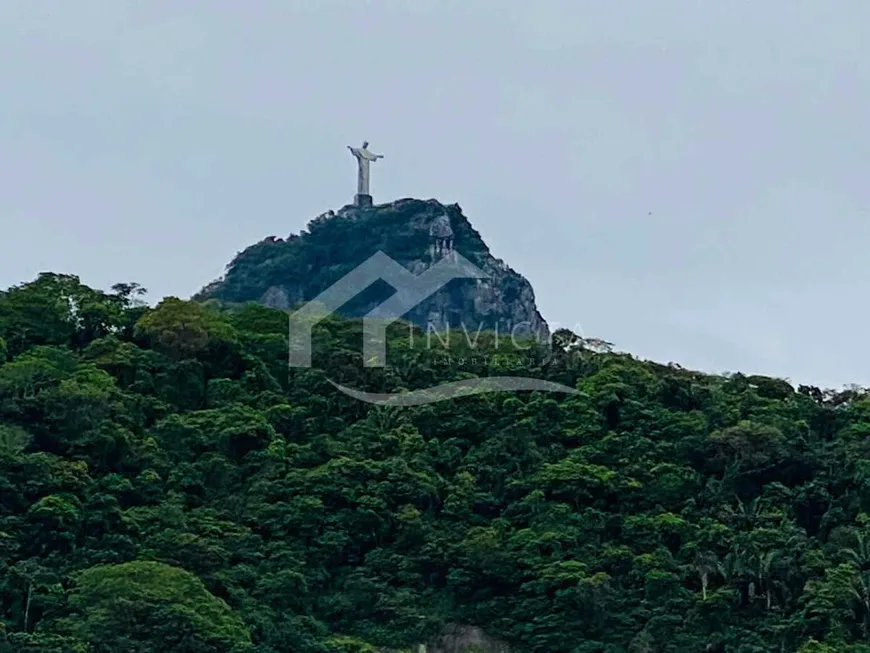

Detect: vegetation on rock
196,199,548,339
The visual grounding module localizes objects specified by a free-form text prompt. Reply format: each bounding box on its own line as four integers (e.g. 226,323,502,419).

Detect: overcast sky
1,1,869,389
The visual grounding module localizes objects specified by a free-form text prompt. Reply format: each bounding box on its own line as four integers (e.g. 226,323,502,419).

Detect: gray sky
2,1,869,389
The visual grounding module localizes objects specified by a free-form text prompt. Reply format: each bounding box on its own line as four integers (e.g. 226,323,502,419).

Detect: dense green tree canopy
2,273,870,651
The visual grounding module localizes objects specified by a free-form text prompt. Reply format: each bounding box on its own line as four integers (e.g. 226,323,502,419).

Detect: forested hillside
3,273,870,652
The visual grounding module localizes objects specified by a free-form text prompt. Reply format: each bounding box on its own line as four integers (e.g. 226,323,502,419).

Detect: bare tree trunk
863,597,870,638
24,583,32,632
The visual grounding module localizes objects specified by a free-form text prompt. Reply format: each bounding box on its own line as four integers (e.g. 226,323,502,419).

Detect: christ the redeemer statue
348,141,383,207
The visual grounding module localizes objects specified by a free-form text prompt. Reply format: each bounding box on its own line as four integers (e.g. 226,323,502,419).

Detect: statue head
362,141,369,149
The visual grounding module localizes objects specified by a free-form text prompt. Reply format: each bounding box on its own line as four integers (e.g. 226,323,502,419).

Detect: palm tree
843,532,870,636
754,550,778,610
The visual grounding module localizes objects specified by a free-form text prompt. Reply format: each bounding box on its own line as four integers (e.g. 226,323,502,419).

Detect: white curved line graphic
328,377,582,406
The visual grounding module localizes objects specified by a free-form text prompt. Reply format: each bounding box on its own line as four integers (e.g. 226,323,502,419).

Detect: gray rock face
425,625,511,652
196,198,549,342
429,214,454,239
377,625,511,653
259,284,304,310
259,285,290,309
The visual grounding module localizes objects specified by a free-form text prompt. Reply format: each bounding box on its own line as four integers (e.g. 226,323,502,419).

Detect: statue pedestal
354,194,373,208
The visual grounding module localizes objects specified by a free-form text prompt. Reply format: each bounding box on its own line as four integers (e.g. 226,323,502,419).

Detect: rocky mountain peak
196,198,549,340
